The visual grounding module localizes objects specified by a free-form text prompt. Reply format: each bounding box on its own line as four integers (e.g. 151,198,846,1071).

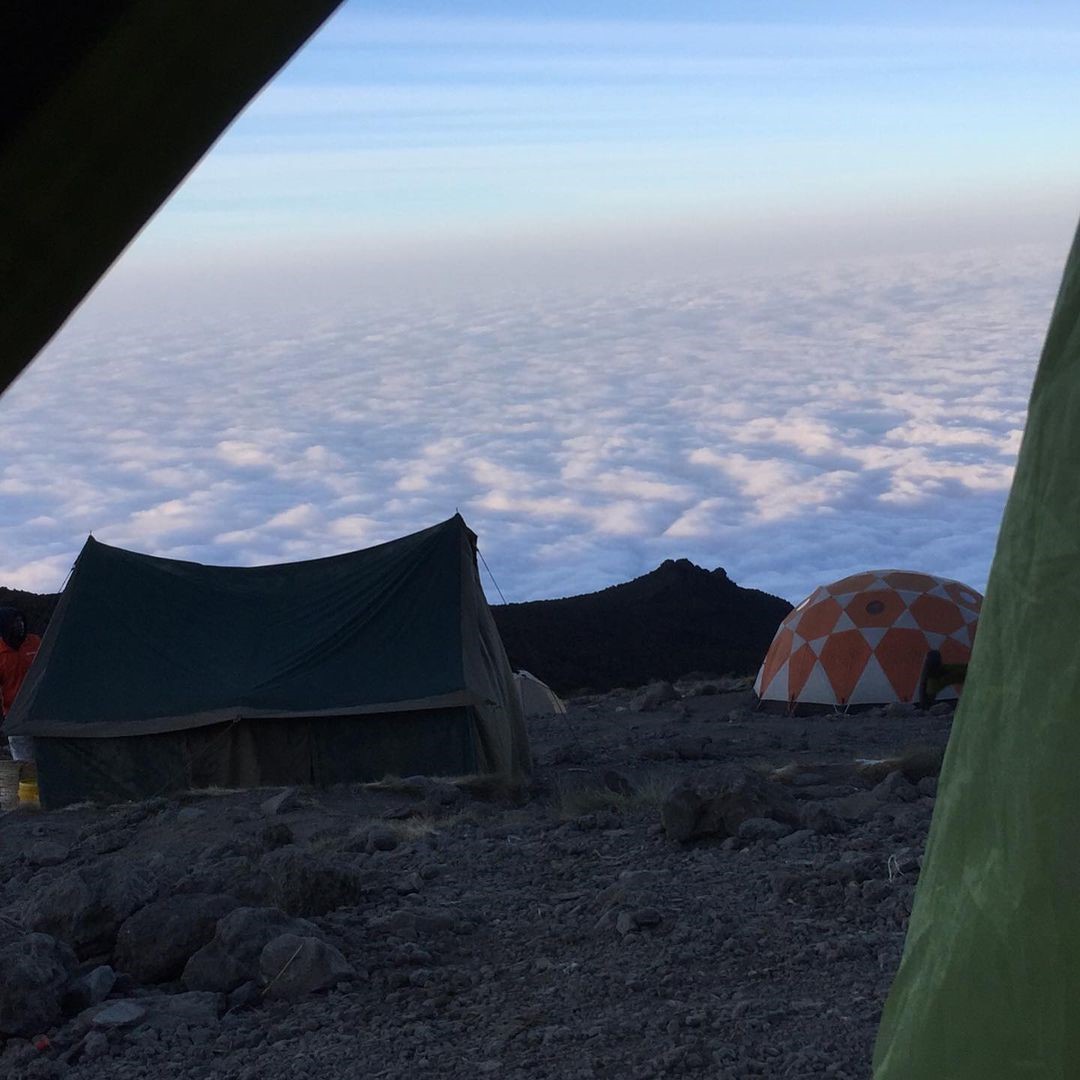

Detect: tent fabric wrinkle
871,222,1080,1078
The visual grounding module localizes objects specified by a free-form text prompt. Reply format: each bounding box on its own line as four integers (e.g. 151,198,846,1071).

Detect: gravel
0,683,952,1079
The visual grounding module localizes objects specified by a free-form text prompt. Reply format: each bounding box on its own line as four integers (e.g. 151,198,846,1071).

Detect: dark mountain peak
645,558,730,586
492,562,791,694
656,557,701,575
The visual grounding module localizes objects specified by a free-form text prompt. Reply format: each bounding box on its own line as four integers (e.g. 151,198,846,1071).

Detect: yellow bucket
18,778,40,808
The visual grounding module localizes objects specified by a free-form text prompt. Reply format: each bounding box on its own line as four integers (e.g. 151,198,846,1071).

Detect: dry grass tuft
386,813,466,841
452,773,527,804
361,771,526,804
855,744,945,785
180,785,247,799
552,772,673,819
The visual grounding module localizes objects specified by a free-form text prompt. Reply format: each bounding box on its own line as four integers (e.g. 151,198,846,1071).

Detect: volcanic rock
0,933,77,1037
114,893,241,983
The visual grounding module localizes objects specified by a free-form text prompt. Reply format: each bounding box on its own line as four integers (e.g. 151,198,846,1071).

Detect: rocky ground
0,680,954,1079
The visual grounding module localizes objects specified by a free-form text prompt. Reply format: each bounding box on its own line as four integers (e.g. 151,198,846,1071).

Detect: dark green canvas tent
4,515,530,808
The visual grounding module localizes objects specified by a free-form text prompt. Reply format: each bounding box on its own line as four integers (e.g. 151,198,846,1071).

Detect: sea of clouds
0,242,1061,605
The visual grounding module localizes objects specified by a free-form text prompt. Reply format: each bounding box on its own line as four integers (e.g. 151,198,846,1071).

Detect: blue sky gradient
133,1,1080,257
5,3,1080,606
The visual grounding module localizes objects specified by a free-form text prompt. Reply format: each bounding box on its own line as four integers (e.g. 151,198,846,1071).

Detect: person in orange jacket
0,607,41,761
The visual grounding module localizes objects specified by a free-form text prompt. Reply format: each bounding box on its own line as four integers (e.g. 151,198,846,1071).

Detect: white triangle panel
795,661,838,705
895,590,922,607
793,587,826,612
848,654,894,705
923,632,946,649
860,627,889,648
926,584,950,599
758,659,791,702
832,612,856,632
892,609,919,630
962,607,980,624
832,592,857,607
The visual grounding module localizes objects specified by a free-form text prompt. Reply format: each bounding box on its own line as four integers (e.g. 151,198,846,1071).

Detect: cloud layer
0,242,1060,604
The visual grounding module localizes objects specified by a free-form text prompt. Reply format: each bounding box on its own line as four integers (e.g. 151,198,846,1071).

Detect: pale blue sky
133,1,1080,261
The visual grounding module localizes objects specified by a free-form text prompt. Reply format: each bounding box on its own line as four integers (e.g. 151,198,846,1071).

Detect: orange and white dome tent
754,570,982,708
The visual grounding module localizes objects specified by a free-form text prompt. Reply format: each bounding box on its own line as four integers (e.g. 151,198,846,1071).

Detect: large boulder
174,856,274,904
182,907,322,993
0,933,77,1037
661,766,800,843
24,860,161,958
259,935,354,1001
260,848,368,917
114,894,241,983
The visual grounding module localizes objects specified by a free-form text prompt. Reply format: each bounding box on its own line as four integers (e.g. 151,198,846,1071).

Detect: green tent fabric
872,222,1080,1077
0,0,343,393
5,515,530,807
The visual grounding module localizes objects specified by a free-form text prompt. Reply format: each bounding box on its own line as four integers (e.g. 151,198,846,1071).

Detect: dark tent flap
34,708,482,808
872,224,1080,1076
7,515,520,748
1,0,344,392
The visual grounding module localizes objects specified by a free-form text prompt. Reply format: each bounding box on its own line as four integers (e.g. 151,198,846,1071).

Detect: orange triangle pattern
756,569,983,706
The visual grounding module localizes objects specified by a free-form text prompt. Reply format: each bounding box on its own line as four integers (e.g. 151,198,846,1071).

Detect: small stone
629,682,679,713
366,825,399,852
82,1030,109,1060
777,829,816,849
92,1000,146,1028
176,807,206,824
26,842,70,868
259,935,354,1001
873,771,918,802
395,872,423,895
